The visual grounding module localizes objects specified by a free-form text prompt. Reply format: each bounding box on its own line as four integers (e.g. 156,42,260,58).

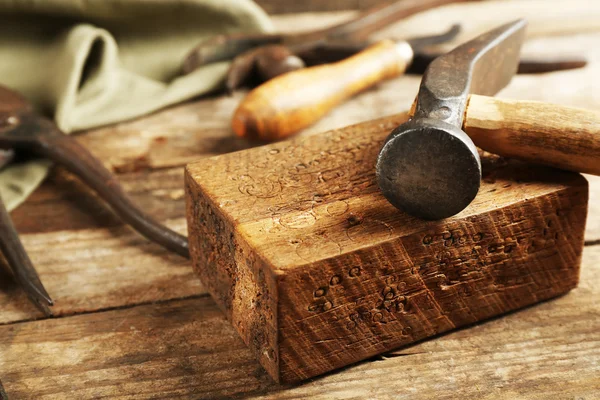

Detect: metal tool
184,0,587,98
0,151,53,315
376,19,600,220
231,27,465,141
229,20,588,143
0,86,189,315
183,0,473,91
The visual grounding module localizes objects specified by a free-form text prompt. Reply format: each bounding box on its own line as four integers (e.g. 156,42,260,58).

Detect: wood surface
187,111,588,382
232,40,411,140
1,246,598,399
1,0,600,398
465,94,600,175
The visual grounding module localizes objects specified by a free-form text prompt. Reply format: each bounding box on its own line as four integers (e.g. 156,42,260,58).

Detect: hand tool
184,0,587,93
0,149,53,315
229,22,587,142
376,19,600,220
183,0,475,92
0,86,189,315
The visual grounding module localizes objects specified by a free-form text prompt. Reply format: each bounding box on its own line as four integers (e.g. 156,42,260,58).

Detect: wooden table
1,1,599,398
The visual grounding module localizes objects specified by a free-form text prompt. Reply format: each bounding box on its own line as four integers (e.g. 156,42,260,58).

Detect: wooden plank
0,166,205,324
10,167,188,235
187,111,589,382
2,1,600,325
2,144,598,325
0,216,201,323
1,245,598,399
0,380,6,400
1,1,600,396
75,3,600,174
585,175,600,243
255,0,593,15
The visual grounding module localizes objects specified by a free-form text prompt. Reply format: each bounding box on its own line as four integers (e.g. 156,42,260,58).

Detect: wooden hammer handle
465,95,600,175
232,39,413,141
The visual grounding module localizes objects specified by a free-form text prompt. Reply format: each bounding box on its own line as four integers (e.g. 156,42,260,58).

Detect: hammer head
376,19,527,220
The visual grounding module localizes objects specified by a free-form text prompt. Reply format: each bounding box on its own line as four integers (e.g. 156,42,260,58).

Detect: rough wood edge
185,168,281,381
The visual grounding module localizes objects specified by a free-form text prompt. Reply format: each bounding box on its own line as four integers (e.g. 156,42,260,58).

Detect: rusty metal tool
0,86,189,315
376,19,600,220
183,0,475,92
231,27,463,141
0,149,53,315
184,0,586,96
229,26,587,142
406,50,587,76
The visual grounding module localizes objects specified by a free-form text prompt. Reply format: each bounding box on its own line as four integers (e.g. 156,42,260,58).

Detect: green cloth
0,0,272,211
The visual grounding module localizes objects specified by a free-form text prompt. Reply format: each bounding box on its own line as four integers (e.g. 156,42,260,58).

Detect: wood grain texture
370,0,600,47
10,167,187,235
232,40,412,140
2,3,600,396
1,246,598,399
0,167,202,324
586,174,600,243
186,112,588,382
466,94,600,175
1,2,600,325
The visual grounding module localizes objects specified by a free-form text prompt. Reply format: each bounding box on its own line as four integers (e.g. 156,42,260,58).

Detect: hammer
376,19,600,220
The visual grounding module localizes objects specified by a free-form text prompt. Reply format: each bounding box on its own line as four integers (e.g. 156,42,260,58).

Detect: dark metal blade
407,51,587,75
0,149,14,169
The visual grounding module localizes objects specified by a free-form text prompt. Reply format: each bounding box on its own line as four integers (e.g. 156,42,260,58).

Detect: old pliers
0,86,189,315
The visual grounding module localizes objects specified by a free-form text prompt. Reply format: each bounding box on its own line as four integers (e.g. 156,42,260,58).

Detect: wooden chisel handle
465,94,600,175
232,39,413,141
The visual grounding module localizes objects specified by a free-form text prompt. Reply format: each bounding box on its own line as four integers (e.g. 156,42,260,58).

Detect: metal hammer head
376,19,527,220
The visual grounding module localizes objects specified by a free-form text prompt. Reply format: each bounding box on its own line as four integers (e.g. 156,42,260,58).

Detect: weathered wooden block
184,113,588,383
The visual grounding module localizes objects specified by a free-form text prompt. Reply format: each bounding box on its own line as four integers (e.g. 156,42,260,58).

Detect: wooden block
184,113,588,383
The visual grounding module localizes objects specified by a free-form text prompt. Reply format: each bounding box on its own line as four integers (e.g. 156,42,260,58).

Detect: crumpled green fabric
0,0,272,211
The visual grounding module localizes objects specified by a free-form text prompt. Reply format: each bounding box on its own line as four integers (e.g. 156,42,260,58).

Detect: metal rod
0,193,53,316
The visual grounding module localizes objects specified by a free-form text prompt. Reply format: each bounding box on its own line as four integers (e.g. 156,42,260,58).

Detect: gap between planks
3,241,599,328
0,293,211,327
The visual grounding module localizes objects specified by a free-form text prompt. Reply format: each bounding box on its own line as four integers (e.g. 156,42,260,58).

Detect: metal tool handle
45,132,189,258
0,194,53,314
232,39,413,141
465,94,600,175
5,115,190,258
